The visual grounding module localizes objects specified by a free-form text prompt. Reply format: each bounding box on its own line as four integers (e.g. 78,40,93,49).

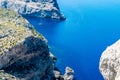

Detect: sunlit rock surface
99,40,120,80
0,0,65,20
64,67,74,80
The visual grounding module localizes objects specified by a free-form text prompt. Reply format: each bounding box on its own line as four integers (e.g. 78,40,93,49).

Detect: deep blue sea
25,0,120,80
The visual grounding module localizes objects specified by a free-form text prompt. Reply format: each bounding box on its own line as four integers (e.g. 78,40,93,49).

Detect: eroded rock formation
0,8,73,80
0,0,65,20
64,67,74,80
0,8,54,80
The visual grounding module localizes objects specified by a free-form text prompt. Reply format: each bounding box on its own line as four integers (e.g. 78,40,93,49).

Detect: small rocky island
99,40,120,80
0,8,73,80
0,0,65,20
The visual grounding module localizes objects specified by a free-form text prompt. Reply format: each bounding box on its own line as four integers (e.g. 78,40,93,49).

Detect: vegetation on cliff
0,8,74,80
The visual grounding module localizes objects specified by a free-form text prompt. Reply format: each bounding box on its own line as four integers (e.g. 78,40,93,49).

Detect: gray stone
99,39,120,80
64,67,74,80
0,0,65,20
54,70,61,79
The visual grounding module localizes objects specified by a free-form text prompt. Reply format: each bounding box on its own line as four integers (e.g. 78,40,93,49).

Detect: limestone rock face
0,0,65,20
99,40,120,80
0,8,54,80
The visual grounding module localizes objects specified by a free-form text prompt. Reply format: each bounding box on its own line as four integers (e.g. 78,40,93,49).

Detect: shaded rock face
0,8,54,80
0,0,65,20
99,40,120,80
1,36,54,80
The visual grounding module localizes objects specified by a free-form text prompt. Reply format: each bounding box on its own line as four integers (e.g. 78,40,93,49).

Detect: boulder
64,67,74,80
0,0,65,20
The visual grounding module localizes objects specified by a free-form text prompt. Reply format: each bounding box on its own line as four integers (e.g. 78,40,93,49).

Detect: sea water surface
25,0,120,80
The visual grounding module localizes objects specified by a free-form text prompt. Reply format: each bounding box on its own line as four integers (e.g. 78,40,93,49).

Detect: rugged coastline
0,8,73,80
0,0,65,20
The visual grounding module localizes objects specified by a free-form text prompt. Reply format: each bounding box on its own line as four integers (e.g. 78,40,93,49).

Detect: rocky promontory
0,0,65,20
0,8,54,80
0,8,73,80
99,40,120,80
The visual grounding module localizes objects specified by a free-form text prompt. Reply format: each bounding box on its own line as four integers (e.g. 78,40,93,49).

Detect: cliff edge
0,0,65,20
0,8,73,80
99,40,120,80
0,8,54,80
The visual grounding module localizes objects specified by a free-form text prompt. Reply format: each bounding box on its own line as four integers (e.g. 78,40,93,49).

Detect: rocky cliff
0,8,54,80
0,0,65,20
99,40,120,80
0,8,73,80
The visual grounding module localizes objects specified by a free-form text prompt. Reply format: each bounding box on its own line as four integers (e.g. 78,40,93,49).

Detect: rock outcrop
0,8,54,80
64,67,74,80
0,8,73,80
99,40,120,80
0,0,65,20
53,67,74,80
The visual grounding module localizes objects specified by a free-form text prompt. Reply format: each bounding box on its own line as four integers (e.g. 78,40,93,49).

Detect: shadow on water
24,16,66,49
24,16,64,36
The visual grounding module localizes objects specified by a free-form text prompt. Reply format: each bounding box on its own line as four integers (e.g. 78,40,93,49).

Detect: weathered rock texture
0,0,65,20
53,67,74,80
64,67,74,80
99,40,120,80
0,8,73,80
0,8,54,80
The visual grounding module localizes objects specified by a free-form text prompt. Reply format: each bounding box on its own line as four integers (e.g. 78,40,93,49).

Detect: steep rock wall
0,0,65,20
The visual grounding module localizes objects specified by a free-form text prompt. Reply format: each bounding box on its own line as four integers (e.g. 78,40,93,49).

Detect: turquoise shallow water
25,0,120,80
